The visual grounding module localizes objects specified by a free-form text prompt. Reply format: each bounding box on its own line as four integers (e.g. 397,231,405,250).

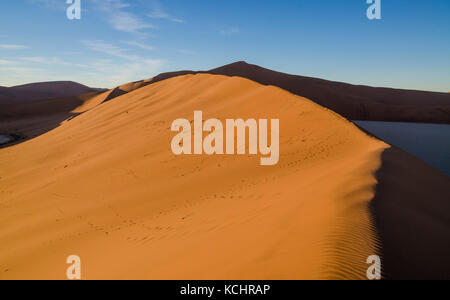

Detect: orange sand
0,74,388,279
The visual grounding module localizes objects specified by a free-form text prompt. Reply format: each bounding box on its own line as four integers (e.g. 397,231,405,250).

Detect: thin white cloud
80,40,165,86
0,44,29,50
86,58,164,87
220,27,240,36
22,56,88,68
4,1,165,87
83,40,138,60
92,0,154,34
0,59,17,65
0,64,46,86
93,0,130,10
178,49,197,55
32,0,160,34
0,55,165,88
122,41,155,51
29,0,66,10
110,11,154,33
147,0,183,23
22,57,62,64
147,10,183,23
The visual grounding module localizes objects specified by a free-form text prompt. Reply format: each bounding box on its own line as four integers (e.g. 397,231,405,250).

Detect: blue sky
0,0,449,91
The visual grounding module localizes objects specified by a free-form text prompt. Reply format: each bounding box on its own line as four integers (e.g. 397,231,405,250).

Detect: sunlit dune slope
0,74,388,279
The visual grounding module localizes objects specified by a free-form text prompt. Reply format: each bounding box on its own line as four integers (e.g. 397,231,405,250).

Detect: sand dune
148,62,450,124
0,81,101,104
1,74,449,280
0,74,389,279
0,81,108,147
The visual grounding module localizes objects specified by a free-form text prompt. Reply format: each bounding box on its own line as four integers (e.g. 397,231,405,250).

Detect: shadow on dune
104,87,129,102
0,92,102,148
0,82,150,148
371,147,450,280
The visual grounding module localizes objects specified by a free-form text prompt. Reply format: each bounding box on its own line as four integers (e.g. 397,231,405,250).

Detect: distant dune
0,91,106,146
0,74,449,279
0,81,103,104
148,62,450,124
0,78,155,146
0,84,122,146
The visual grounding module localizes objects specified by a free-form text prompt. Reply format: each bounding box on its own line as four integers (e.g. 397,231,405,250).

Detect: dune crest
147,61,450,124
0,74,388,279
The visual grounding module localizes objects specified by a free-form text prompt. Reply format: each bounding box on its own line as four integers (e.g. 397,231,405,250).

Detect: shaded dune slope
0,91,107,146
103,78,154,102
372,147,450,279
0,74,387,279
